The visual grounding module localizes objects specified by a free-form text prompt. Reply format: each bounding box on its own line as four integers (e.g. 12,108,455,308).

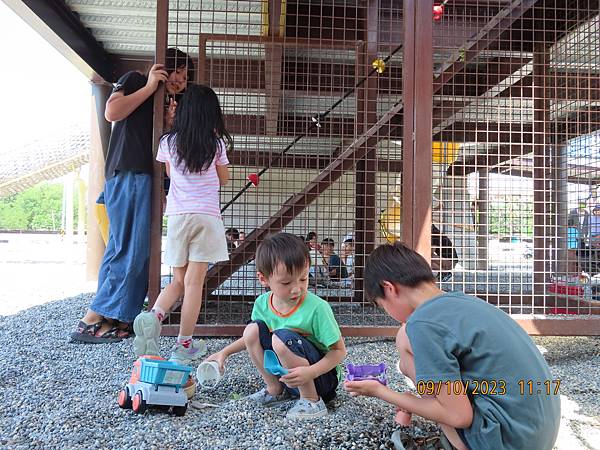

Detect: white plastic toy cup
196,361,222,389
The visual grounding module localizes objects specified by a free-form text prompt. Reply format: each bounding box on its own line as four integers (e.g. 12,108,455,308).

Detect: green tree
0,182,63,230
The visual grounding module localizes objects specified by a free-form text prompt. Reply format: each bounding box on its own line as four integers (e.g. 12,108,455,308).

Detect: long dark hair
164,84,233,174
165,48,195,83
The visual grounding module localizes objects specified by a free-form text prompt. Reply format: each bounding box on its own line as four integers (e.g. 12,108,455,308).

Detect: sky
0,2,90,150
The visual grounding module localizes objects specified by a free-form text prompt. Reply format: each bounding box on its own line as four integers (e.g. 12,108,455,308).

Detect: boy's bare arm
205,336,246,372
346,380,473,429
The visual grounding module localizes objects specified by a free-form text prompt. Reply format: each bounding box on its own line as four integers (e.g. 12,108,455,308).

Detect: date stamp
416,380,507,396
415,379,561,396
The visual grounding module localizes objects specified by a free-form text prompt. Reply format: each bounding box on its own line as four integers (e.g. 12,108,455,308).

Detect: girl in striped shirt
133,84,232,364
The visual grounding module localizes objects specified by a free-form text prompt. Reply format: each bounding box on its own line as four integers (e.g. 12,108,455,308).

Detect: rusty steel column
354,0,379,300
402,0,433,260
532,43,551,302
86,82,111,280
148,0,169,306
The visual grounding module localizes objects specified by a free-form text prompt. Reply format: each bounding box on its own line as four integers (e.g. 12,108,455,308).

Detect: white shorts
165,213,229,267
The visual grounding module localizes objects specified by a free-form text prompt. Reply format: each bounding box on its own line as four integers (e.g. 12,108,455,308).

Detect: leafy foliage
0,182,80,231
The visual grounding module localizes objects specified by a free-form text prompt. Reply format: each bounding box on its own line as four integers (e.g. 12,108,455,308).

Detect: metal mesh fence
154,0,600,336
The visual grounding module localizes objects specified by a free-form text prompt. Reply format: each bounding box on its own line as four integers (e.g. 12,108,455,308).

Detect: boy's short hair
256,233,310,277
321,238,335,246
364,241,435,302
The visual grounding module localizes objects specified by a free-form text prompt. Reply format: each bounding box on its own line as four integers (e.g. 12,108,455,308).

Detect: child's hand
165,97,177,128
280,366,315,388
394,407,412,425
205,351,226,374
344,379,386,398
147,64,168,91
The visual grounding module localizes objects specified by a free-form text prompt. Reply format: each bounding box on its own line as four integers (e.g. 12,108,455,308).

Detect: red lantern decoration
247,173,260,186
433,4,444,21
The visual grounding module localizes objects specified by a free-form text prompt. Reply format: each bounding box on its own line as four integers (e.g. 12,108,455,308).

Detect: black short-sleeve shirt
104,71,154,179
431,224,458,262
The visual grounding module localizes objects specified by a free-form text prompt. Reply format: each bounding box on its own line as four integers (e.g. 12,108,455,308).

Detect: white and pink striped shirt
156,135,229,218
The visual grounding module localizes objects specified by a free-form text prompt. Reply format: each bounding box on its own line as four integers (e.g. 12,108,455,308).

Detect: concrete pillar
86,82,111,281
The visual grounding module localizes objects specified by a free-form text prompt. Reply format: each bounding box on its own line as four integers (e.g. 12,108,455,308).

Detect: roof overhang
2,0,115,82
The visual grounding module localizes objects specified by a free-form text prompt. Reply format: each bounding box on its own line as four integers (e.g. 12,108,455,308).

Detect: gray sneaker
169,339,207,365
133,312,161,357
247,387,294,407
286,398,328,419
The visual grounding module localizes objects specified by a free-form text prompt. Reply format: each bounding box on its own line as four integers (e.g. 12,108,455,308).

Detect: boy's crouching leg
272,333,319,402
244,321,282,395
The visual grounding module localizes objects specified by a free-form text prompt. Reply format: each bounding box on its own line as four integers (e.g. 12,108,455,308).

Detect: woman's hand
280,366,316,388
344,379,387,398
147,64,168,91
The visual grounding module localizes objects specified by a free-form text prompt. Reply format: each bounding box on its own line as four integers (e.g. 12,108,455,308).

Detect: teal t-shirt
251,291,342,353
406,292,560,450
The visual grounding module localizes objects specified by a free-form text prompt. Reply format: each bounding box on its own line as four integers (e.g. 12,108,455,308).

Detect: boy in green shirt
345,242,560,450
206,233,347,419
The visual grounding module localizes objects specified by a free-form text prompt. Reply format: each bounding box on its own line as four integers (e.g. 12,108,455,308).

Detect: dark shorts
456,429,471,450
253,320,339,402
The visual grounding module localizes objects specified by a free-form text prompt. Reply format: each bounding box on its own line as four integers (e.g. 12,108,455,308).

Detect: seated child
345,242,560,450
205,232,347,419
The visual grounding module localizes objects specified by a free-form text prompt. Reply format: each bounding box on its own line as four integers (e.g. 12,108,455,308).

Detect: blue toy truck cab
118,358,192,416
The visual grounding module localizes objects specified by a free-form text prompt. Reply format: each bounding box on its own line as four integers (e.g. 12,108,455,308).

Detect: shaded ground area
0,294,599,449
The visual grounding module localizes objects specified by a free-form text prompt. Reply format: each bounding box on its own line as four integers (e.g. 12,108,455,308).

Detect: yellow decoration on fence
432,141,460,164
372,58,386,74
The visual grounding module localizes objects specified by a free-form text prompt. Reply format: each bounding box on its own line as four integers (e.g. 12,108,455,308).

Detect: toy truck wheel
172,403,187,416
132,391,147,414
118,388,132,409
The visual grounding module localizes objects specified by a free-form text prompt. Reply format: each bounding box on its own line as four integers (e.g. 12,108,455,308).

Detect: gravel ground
0,293,599,450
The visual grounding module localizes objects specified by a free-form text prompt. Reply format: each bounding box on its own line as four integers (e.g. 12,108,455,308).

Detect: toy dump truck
118,356,192,416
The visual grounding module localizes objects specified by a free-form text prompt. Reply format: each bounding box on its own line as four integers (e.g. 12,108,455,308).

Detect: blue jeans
91,172,151,323
254,320,339,402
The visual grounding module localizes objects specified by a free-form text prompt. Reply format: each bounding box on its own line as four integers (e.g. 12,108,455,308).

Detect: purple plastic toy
345,363,388,385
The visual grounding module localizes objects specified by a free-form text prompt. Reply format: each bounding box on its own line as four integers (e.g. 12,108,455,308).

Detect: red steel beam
228,150,403,172
148,0,168,306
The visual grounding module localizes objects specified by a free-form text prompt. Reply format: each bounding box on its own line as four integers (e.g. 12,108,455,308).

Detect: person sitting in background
306,232,320,251
321,238,348,280
226,228,240,244
431,224,458,282
341,238,355,278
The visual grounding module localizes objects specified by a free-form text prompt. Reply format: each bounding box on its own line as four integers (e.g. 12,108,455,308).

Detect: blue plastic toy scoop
264,350,289,376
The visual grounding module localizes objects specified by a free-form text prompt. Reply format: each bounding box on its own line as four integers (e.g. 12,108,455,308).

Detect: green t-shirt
251,291,342,353
406,292,560,450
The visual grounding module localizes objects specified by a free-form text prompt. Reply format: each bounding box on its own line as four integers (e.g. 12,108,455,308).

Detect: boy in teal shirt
206,233,347,419
345,242,560,450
